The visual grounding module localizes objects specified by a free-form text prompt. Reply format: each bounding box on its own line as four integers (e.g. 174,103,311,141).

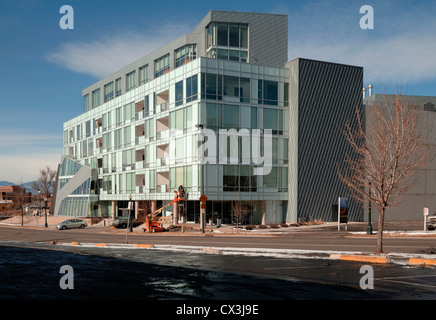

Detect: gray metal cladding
294,58,364,222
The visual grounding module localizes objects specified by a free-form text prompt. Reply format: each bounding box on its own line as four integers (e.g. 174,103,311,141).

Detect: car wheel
61,226,67,230
80,224,85,229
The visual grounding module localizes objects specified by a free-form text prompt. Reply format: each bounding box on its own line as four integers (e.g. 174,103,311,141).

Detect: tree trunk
376,207,385,253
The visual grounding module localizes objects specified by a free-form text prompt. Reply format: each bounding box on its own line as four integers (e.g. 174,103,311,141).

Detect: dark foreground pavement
0,242,389,300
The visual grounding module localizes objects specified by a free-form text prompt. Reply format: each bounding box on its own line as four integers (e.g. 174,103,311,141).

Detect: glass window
115,78,122,96
122,149,134,166
202,73,223,100
126,173,135,193
139,65,148,85
223,104,239,128
264,81,278,105
115,107,123,126
103,176,112,191
223,76,250,102
123,126,131,146
114,129,122,149
229,50,239,61
126,71,136,92
240,77,250,103
217,24,228,46
229,24,239,47
184,166,192,187
145,118,154,138
185,105,192,129
85,120,91,137
176,137,184,160
240,50,248,63
123,102,134,121
104,82,114,102
223,75,239,98
258,80,278,105
217,49,228,60
204,73,216,99
240,25,248,49
102,132,111,150
207,24,216,47
144,95,149,115
240,106,250,128
284,82,289,106
175,80,183,106
175,44,197,68
175,108,183,130
149,170,156,191
102,112,111,131
206,103,217,128
206,23,249,62
263,167,278,188
263,108,278,130
83,94,89,112
154,54,170,77
92,89,100,108
251,107,257,128
81,140,88,158
223,165,239,191
186,75,198,103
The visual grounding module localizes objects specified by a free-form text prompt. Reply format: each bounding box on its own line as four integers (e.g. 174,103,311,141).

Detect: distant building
363,93,436,221
0,200,13,212
0,185,32,210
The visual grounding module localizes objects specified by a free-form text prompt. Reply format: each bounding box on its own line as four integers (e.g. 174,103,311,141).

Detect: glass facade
62,58,288,222
55,157,99,217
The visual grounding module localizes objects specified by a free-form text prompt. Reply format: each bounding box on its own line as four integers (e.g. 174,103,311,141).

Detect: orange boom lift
143,185,185,232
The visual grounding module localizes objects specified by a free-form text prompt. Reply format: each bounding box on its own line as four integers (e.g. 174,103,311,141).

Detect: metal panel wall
288,58,364,222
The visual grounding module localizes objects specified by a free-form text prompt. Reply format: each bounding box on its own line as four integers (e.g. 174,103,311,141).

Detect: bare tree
338,90,434,253
31,166,57,197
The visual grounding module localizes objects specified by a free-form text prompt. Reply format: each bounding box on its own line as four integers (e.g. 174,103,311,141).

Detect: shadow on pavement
0,243,392,300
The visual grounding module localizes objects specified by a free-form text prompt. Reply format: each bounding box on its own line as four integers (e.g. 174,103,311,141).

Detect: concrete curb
329,254,390,264
329,253,436,267
408,258,436,266
56,242,436,267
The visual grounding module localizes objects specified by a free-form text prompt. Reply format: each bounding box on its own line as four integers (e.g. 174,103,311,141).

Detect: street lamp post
38,191,41,217
129,194,133,233
195,124,205,233
44,196,48,228
125,194,133,243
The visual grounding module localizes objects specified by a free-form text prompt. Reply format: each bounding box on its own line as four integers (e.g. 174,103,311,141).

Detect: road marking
375,275,436,289
264,266,327,270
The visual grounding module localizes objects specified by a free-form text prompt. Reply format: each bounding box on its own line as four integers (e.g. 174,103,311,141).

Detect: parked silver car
57,219,87,230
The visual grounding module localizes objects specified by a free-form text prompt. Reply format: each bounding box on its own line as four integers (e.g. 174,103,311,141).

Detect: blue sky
1,0,436,183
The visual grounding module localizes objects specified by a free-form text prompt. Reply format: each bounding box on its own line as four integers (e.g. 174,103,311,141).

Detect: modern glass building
54,11,364,224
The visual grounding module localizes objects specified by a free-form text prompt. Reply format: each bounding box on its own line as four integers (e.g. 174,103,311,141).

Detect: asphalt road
1,240,435,302
1,222,435,255
0,222,435,306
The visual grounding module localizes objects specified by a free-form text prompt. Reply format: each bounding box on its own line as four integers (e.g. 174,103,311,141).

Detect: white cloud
289,33,436,85
286,0,436,86
0,153,61,184
47,24,191,78
0,130,62,183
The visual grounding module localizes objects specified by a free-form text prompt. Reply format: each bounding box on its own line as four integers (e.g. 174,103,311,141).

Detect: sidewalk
2,215,435,266
96,220,436,267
